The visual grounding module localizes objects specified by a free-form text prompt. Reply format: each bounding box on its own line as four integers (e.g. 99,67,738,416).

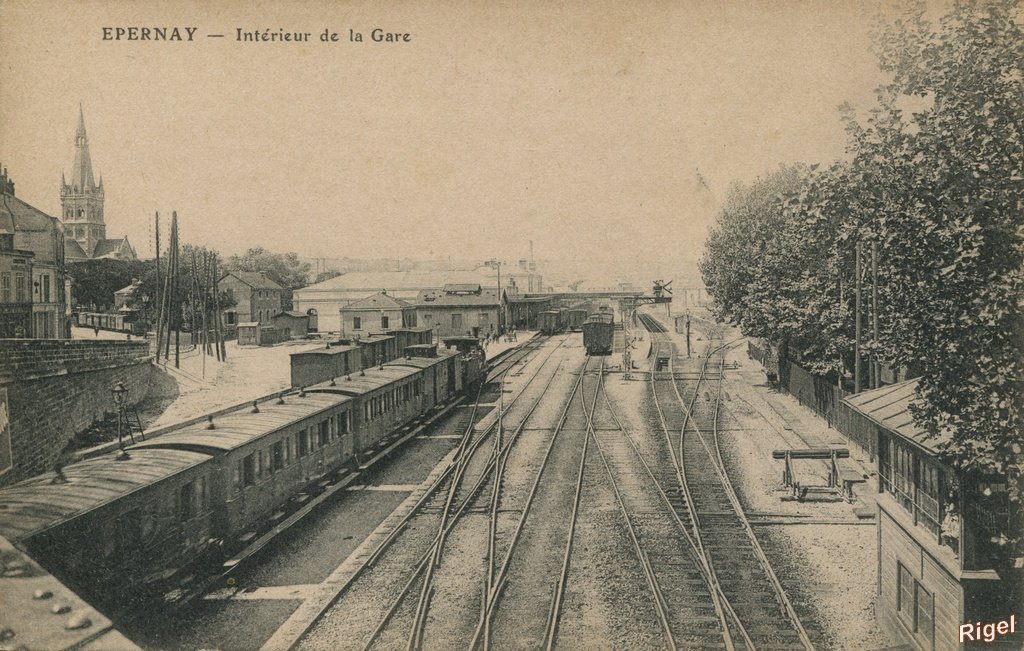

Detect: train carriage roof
306,365,420,397
131,393,349,454
385,348,458,370
0,449,210,541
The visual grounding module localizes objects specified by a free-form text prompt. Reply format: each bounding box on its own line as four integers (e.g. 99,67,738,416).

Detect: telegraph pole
871,241,880,389
854,240,862,393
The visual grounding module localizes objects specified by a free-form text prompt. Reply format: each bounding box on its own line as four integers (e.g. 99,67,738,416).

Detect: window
226,311,237,325
15,273,25,303
1,273,9,303
318,421,329,447
452,313,463,331
272,441,284,471
897,563,914,621
381,315,390,329
42,274,50,303
915,581,934,642
422,313,432,326
299,429,310,456
354,316,362,330
284,436,291,463
339,411,349,434
242,454,256,486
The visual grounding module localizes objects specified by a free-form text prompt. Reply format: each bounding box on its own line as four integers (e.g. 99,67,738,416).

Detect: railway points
4,309,890,650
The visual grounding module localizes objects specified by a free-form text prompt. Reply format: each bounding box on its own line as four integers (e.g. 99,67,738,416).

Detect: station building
414,284,501,338
293,270,495,334
338,291,417,337
843,381,1019,651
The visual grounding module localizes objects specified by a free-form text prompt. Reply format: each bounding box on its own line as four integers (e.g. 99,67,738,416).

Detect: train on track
0,337,487,612
582,311,614,355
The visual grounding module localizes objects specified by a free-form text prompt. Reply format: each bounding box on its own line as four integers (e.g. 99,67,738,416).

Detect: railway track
261,335,565,651
358,337,573,650
638,311,816,651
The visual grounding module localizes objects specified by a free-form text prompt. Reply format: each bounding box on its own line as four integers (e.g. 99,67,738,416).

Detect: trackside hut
843,380,1018,651
414,284,501,338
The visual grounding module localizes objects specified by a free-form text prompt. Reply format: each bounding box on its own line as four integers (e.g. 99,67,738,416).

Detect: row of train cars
0,329,488,628
538,306,616,356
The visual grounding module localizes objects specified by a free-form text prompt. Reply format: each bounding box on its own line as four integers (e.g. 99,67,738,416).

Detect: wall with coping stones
0,339,153,486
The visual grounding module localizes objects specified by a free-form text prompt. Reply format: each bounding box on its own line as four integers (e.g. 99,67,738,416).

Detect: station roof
296,270,493,294
842,380,952,455
415,287,500,307
0,449,210,541
343,291,414,311
308,365,419,396
132,393,348,454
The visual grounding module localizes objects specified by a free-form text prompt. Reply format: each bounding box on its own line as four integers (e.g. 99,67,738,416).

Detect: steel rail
541,358,600,651
585,362,678,651
692,351,816,651
468,354,592,651
606,346,748,651
648,309,815,651
358,337,568,651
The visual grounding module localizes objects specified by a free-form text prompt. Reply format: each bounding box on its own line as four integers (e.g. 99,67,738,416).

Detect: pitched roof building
0,166,70,338
338,291,416,336
59,106,136,262
219,270,284,326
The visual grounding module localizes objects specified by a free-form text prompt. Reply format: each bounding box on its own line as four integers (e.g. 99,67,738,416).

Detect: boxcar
132,392,354,543
538,310,562,335
567,309,588,331
582,312,614,355
0,449,216,603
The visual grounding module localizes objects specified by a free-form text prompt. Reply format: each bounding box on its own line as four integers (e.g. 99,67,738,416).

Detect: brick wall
0,339,153,486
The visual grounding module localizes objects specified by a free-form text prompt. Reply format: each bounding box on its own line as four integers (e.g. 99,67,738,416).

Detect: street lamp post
111,381,130,460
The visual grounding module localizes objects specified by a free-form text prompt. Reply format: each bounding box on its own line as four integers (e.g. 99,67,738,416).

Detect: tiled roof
64,238,88,260
92,237,134,258
222,270,284,290
842,380,952,454
274,311,308,318
343,292,413,311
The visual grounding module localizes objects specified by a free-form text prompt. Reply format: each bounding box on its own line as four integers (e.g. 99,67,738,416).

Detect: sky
0,0,900,272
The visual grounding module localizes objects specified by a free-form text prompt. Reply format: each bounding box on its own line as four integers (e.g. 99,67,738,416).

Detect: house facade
220,271,283,325
338,291,416,337
0,167,69,338
414,284,501,338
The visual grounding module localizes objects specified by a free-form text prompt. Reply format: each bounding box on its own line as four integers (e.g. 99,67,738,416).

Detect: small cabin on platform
844,380,1019,651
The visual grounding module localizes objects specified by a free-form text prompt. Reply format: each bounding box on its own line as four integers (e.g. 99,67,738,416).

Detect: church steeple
69,104,96,193
61,104,106,258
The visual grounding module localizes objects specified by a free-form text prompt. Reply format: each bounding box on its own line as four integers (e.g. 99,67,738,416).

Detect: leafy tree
850,0,1024,494
227,247,311,309
68,259,151,311
701,0,1023,506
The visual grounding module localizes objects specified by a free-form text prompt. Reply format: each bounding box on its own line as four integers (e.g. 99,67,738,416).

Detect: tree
227,247,311,309
68,259,150,311
850,0,1024,493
